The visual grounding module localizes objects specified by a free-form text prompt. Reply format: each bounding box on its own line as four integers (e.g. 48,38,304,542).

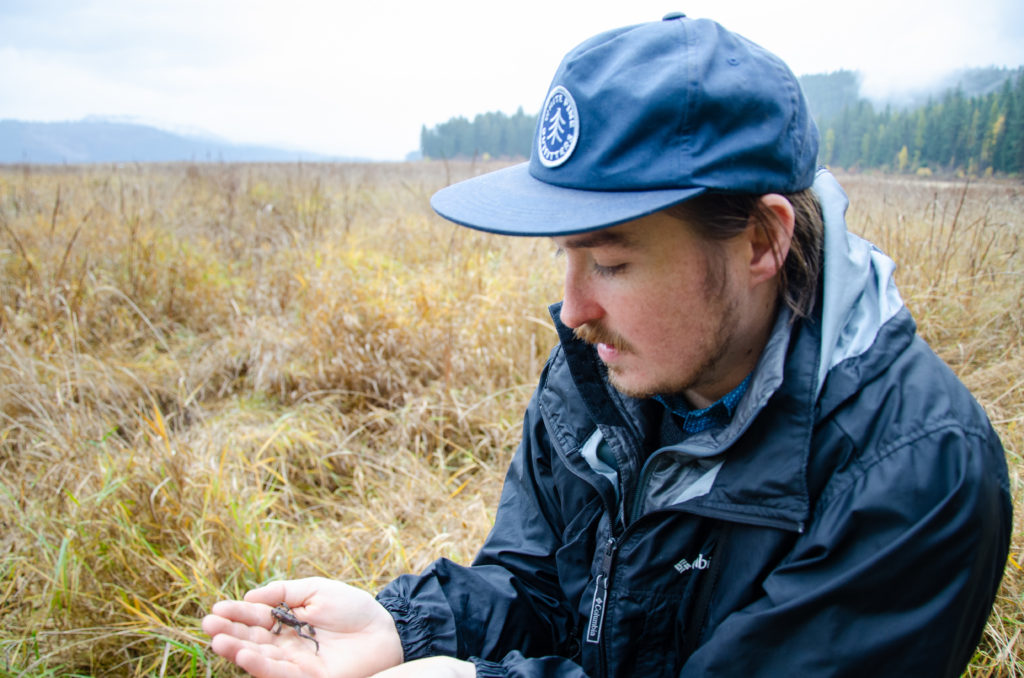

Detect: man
203,13,1011,678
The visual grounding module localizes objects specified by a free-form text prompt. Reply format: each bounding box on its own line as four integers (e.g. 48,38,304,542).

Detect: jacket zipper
585,536,617,678
586,537,616,645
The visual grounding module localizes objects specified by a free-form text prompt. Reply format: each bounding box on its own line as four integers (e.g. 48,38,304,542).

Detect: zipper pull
586,538,616,645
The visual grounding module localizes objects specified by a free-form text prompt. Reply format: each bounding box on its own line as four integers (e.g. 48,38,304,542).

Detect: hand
369,657,476,678
202,577,405,678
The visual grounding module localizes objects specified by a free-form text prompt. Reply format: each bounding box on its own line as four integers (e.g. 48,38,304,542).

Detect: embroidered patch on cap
538,85,579,168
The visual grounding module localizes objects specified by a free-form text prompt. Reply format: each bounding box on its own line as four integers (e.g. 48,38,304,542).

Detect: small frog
270,602,319,654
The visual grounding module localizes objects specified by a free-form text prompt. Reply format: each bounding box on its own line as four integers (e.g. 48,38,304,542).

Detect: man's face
552,210,762,406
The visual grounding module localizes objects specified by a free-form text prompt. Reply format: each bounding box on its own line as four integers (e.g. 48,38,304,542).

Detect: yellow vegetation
0,163,1020,676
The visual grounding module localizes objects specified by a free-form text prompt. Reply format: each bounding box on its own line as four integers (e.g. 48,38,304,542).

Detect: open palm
202,577,405,678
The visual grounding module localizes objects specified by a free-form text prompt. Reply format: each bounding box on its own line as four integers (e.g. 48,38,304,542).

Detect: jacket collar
546,300,816,532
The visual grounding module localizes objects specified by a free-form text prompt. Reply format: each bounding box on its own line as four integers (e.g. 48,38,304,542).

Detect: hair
665,188,824,319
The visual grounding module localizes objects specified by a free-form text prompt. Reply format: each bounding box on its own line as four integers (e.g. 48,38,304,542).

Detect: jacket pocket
604,519,722,677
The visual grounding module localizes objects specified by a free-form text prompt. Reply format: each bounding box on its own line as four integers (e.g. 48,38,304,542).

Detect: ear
747,194,795,287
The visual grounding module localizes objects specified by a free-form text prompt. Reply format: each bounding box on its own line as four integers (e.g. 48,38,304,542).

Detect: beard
571,294,739,401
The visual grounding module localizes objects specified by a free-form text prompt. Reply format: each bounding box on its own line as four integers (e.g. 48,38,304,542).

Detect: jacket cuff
375,595,435,661
471,657,509,678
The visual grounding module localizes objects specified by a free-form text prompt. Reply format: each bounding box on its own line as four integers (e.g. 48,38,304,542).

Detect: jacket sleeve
376,368,584,672
680,420,1012,677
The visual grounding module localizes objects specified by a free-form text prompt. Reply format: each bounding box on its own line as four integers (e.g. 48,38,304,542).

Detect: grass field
0,162,1021,676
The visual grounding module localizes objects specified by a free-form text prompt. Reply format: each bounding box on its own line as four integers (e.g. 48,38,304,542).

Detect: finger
209,599,277,630
208,632,254,664
208,629,301,660
201,613,236,639
204,615,281,648
245,577,332,608
209,637,302,677
244,581,289,606
234,645,323,678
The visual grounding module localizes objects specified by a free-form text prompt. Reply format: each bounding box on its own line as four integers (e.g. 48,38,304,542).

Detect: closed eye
593,262,627,277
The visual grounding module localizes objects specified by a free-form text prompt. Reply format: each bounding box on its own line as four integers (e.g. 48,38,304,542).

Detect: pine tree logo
546,107,567,148
538,85,579,168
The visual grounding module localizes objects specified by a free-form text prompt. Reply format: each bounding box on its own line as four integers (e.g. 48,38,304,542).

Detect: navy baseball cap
430,13,819,237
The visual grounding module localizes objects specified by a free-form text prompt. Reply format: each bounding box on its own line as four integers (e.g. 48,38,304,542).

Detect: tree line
818,69,1024,175
420,68,1024,176
419,108,535,161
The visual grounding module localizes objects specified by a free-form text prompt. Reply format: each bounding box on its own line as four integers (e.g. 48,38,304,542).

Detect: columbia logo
674,553,710,573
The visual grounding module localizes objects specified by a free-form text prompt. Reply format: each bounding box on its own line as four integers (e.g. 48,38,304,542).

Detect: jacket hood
813,169,906,398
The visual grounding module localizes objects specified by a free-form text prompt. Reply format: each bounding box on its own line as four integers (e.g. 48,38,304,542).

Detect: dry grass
839,173,1024,676
0,163,1020,676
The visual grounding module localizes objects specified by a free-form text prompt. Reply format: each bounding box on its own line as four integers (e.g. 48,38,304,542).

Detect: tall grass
0,163,1020,676
845,174,1024,675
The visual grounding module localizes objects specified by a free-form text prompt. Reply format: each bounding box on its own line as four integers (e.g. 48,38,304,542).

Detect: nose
559,259,603,329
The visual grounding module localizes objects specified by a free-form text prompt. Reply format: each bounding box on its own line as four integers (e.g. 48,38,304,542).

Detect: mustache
573,322,631,353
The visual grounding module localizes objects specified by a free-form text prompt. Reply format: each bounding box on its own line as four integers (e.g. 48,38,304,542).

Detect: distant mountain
798,70,862,126
0,118,359,164
798,66,1024,126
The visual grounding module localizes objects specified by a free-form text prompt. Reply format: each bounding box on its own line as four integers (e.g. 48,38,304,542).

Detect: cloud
3,0,1023,159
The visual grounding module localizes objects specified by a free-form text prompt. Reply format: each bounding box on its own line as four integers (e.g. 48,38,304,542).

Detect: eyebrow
555,229,638,251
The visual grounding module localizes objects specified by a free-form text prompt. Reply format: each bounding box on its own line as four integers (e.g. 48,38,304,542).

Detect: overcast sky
3,0,1023,160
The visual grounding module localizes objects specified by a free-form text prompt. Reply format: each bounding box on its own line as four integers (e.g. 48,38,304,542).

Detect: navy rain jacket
377,170,1012,677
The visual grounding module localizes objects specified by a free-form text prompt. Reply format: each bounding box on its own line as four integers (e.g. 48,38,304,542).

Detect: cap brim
430,163,704,237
